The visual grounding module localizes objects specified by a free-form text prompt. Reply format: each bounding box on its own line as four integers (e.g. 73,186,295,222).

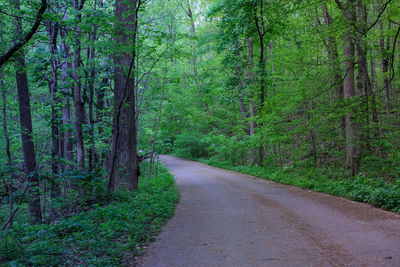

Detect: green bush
0,165,179,266
173,131,208,159
200,159,400,214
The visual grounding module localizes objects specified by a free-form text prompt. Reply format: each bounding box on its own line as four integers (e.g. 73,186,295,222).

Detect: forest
0,0,400,265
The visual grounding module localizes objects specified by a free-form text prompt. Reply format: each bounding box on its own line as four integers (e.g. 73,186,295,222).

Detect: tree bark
181,0,198,82
109,0,141,191
253,1,266,165
46,16,61,200
379,15,391,115
60,24,74,171
322,3,343,100
341,0,359,175
148,64,167,180
355,0,379,149
87,18,98,172
73,0,86,170
246,37,256,164
13,0,41,224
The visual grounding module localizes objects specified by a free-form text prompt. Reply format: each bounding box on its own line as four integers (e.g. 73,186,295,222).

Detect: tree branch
180,3,190,17
0,0,47,67
364,0,392,33
334,0,344,10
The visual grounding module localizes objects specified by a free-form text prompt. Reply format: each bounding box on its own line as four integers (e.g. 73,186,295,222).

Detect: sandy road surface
137,155,400,267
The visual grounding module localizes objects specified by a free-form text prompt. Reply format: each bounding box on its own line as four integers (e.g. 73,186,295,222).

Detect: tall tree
109,0,141,191
60,20,74,171
73,0,86,170
355,0,379,150
336,0,360,175
46,6,61,200
13,0,42,224
253,0,267,165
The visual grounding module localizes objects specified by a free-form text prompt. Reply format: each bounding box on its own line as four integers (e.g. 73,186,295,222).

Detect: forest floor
136,155,400,267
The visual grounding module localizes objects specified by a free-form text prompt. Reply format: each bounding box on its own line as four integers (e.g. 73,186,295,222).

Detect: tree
73,0,86,170
13,0,42,224
109,0,141,191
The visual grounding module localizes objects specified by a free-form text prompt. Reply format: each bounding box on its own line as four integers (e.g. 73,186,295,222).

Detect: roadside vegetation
198,158,400,214
0,163,179,266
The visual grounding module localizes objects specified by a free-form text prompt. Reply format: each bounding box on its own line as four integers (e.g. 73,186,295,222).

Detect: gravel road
137,155,400,267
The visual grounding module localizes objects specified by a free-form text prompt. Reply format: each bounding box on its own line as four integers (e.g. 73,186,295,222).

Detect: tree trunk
148,65,167,179
356,0,379,149
182,0,198,82
13,0,41,224
73,0,86,170
46,18,61,200
269,42,276,95
87,24,98,172
109,0,141,191
253,1,266,165
60,23,74,171
342,0,359,175
322,3,343,100
378,6,390,115
97,77,107,167
247,37,256,164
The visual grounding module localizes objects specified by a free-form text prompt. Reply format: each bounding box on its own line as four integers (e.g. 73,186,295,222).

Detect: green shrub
0,165,179,266
200,159,400,214
173,131,208,159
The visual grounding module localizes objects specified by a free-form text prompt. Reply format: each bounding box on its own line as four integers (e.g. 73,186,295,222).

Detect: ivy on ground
0,165,179,266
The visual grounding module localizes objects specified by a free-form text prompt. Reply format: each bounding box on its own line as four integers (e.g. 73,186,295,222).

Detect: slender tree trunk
13,0,41,224
87,21,98,171
148,65,167,179
182,0,198,82
46,18,61,201
379,13,391,115
235,44,248,127
247,37,256,164
60,23,74,171
356,0,379,151
309,54,318,168
322,3,343,100
96,77,107,167
269,42,276,95
73,0,86,170
370,58,377,92
181,0,210,111
254,1,266,165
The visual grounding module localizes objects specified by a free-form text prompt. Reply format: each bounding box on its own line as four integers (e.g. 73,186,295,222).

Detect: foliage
199,158,400,213
0,164,179,266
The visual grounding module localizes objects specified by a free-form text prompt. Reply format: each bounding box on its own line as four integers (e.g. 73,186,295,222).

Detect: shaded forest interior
0,0,400,264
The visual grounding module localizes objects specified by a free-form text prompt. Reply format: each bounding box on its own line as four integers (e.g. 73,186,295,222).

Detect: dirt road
137,155,400,266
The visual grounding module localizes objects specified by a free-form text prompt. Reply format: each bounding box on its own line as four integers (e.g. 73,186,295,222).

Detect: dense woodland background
0,0,400,264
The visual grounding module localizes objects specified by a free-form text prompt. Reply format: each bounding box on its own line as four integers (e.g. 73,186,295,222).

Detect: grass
198,158,400,214
0,163,179,266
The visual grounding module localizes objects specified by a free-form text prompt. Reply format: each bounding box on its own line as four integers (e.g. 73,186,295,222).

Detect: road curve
137,155,400,267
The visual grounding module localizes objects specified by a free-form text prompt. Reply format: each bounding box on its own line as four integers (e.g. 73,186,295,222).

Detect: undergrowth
0,164,179,266
198,158,400,214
